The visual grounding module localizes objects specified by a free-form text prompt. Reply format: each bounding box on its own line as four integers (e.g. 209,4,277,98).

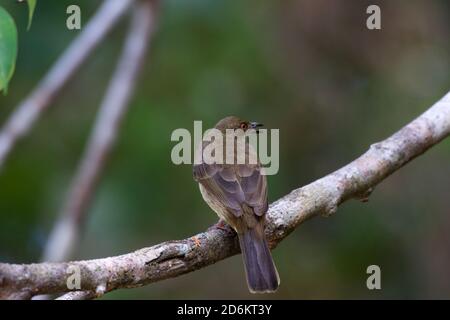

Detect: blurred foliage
0,0,449,299
0,0,37,93
0,6,17,93
25,0,37,30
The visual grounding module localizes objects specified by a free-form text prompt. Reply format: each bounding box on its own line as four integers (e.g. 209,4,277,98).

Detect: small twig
0,0,134,170
42,0,157,263
1,91,448,300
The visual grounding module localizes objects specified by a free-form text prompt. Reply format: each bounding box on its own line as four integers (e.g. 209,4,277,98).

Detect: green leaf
0,6,18,94
26,0,37,30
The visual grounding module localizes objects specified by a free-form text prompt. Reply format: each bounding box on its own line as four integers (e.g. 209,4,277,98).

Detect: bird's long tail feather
238,225,279,293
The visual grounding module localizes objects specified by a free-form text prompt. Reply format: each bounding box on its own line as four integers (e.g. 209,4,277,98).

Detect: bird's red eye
240,123,248,130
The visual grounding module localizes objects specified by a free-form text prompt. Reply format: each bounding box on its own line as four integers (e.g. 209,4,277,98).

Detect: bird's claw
215,219,228,231
209,219,234,235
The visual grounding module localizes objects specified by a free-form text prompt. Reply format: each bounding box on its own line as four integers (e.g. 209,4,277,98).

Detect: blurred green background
0,0,449,299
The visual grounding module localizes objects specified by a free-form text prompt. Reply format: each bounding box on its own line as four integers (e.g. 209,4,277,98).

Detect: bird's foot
209,219,234,235
215,219,228,231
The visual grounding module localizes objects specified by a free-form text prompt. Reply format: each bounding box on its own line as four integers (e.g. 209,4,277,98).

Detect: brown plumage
193,116,279,293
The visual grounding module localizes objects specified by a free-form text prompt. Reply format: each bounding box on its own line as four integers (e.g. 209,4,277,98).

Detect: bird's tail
238,224,280,293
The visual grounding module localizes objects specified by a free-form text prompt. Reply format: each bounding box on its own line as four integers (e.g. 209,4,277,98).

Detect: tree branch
0,0,134,170
0,91,449,300
42,0,157,264
55,290,98,300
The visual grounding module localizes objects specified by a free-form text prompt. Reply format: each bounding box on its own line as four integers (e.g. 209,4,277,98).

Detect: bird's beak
250,122,263,134
250,122,264,129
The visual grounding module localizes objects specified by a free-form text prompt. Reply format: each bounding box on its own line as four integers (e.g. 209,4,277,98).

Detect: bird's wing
193,162,268,217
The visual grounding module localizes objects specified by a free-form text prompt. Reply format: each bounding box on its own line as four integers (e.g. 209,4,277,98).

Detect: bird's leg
215,219,228,231
209,219,235,235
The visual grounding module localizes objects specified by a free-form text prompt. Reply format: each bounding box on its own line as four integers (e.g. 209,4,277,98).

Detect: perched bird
193,116,279,293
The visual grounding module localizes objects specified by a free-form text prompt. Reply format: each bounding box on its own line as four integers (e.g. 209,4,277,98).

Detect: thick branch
0,91,449,299
0,0,134,170
42,0,157,263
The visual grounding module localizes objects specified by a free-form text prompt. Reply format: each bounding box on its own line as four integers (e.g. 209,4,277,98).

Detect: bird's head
214,116,263,133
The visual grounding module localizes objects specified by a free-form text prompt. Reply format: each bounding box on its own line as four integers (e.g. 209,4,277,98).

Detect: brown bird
193,116,279,293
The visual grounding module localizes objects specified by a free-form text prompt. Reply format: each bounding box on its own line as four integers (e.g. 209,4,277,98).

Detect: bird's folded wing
193,163,268,217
